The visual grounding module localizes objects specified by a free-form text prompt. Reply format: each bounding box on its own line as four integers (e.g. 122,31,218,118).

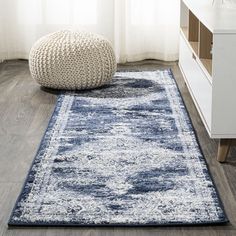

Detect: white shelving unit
179,0,236,161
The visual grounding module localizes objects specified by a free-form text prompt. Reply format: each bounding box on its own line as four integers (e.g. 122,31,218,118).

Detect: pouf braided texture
29,30,117,90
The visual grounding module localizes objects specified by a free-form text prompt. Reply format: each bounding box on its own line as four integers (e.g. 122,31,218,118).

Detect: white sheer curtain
0,0,180,63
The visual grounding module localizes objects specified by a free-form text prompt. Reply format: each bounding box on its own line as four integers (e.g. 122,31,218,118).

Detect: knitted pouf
29,30,117,90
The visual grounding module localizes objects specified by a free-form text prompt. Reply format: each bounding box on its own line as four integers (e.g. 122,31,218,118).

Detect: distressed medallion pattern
9,70,227,226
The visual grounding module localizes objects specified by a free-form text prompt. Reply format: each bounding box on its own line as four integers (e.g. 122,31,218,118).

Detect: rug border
7,92,65,227
167,69,228,223
8,69,229,227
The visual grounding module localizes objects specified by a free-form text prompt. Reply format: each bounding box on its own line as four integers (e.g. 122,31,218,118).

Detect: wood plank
199,22,213,59
189,41,199,55
200,58,212,76
188,11,199,42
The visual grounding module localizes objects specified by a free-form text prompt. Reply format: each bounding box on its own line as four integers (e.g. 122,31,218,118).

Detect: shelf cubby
188,11,200,55
199,22,212,60
180,1,212,76
199,22,213,75
188,11,199,42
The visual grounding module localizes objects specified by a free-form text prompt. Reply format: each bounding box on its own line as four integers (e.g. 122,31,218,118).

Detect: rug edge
8,219,229,228
7,93,65,226
167,68,229,223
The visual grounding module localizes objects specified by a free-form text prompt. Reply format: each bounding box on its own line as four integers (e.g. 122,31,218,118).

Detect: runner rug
9,70,227,226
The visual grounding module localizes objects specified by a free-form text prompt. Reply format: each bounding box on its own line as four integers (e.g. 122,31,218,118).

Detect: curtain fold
0,0,180,63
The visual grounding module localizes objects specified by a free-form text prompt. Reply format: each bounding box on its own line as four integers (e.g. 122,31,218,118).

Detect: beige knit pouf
29,30,117,90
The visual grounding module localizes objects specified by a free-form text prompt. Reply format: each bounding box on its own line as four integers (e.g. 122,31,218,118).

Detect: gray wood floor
0,60,236,236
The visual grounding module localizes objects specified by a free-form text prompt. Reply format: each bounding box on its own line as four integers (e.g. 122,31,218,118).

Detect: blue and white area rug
9,70,227,226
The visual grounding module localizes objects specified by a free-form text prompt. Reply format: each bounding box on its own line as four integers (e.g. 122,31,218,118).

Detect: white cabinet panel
179,35,212,132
